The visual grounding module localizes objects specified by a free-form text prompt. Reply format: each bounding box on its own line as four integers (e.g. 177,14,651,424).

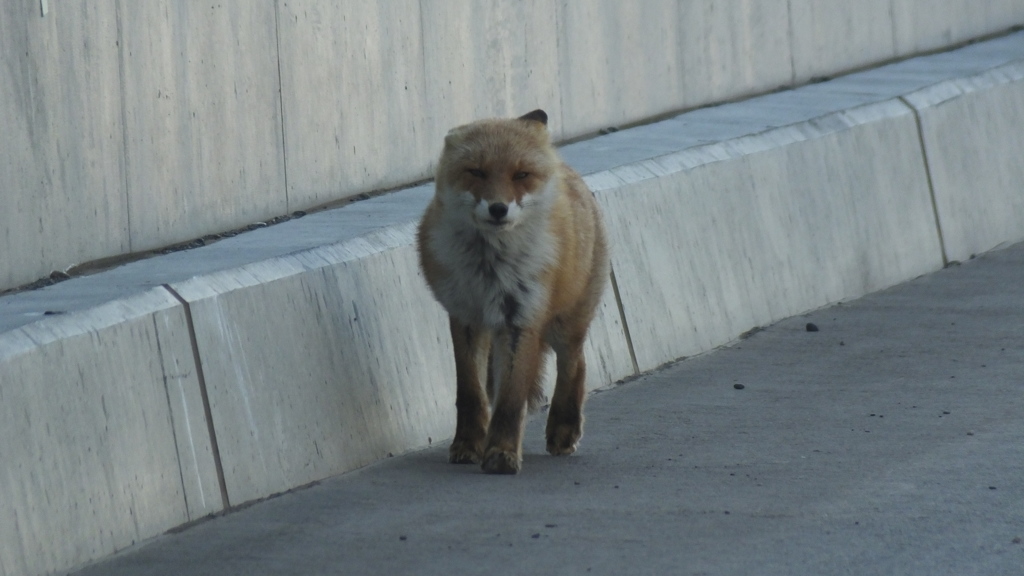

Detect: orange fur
418,110,609,474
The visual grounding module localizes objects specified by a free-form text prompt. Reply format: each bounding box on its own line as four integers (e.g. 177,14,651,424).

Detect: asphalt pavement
71,241,1024,576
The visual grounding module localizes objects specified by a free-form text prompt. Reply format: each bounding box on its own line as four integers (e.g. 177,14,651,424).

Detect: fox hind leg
546,333,587,456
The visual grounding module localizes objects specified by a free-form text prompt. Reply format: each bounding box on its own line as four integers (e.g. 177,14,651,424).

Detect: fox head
435,109,559,232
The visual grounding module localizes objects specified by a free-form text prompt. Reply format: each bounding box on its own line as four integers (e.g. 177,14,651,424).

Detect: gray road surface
72,242,1024,576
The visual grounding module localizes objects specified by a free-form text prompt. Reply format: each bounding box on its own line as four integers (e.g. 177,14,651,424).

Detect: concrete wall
2,21,1024,576
1,1,128,291
3,1,1024,292
119,2,288,254
892,0,1024,54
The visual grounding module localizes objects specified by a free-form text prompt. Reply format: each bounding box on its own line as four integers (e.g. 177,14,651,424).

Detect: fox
417,109,609,474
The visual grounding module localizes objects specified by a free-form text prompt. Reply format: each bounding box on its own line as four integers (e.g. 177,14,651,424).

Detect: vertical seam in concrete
273,0,290,211
115,0,133,252
609,268,639,376
163,284,231,510
151,314,192,518
554,1,566,138
416,0,430,139
887,0,899,57
899,96,950,266
785,0,796,86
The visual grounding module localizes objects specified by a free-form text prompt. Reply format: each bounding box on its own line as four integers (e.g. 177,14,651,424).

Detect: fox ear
444,125,468,148
518,109,548,126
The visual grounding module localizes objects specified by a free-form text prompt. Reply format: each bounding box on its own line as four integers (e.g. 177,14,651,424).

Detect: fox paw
448,439,483,464
481,448,521,474
546,424,582,456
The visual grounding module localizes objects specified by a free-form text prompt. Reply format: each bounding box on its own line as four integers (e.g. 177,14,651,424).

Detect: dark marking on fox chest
478,261,498,281
468,232,506,281
501,293,520,327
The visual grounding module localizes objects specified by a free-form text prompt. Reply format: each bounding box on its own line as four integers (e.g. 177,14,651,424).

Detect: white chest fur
427,212,557,330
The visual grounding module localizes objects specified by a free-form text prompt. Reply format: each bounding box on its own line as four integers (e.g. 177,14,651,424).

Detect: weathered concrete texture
789,0,896,83
119,1,286,252
5,3,1024,293
557,0,793,136
556,0,686,135
591,101,944,372
893,0,1024,54
0,288,220,576
421,0,561,142
677,0,794,107
170,225,456,505
904,62,1024,263
0,0,128,289
276,0,432,209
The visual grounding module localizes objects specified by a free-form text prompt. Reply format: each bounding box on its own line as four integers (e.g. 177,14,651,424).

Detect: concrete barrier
587,101,943,372
4,1,1024,292
0,289,221,576
2,31,1024,576
168,226,456,506
904,61,1024,263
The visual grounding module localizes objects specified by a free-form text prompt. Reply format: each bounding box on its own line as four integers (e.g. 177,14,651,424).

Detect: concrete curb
0,289,219,576
2,31,1024,576
591,99,943,371
903,60,1024,263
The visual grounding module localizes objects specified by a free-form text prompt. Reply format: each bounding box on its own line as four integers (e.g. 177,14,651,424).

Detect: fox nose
488,202,509,220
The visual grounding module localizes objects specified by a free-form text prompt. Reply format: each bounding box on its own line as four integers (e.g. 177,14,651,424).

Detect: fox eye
512,171,529,180
466,169,486,179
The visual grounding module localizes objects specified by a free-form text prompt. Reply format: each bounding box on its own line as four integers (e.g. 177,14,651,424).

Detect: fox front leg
448,319,491,464
482,327,544,474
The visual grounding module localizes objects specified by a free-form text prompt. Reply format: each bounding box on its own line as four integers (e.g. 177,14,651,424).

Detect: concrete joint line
272,1,290,211
785,0,797,86
162,284,231,510
609,268,639,376
151,314,194,518
114,0,133,252
898,96,950,267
